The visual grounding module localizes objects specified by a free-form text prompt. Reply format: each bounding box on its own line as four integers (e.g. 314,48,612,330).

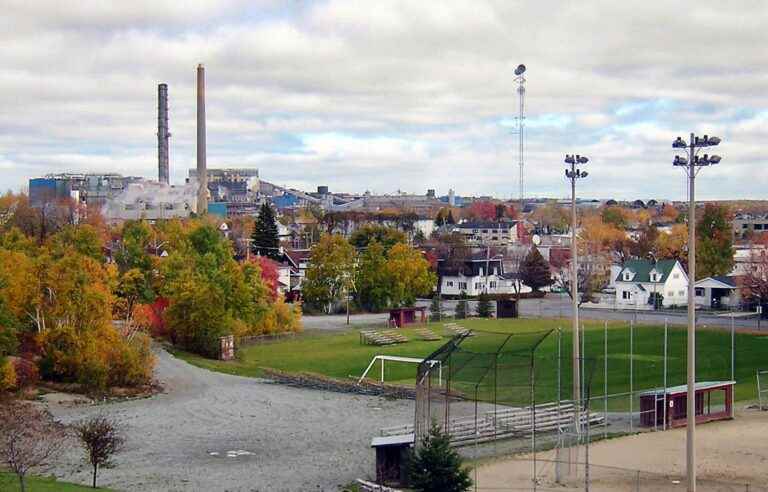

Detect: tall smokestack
157,83,170,185
196,64,208,214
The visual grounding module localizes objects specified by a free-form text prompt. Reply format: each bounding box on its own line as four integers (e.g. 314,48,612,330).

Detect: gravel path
47,349,413,492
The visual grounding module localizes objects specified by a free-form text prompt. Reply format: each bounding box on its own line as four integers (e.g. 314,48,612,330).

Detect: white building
102,180,197,222
437,257,531,297
614,259,688,308
694,276,740,309
452,221,520,246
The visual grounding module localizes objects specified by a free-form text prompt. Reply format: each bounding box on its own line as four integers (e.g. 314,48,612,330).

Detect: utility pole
564,154,589,454
673,133,722,492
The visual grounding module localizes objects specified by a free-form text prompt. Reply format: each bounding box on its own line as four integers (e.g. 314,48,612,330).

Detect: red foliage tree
256,256,280,300
465,201,498,221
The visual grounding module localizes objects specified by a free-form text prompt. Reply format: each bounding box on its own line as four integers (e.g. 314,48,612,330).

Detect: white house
437,257,531,297
694,276,740,309
614,259,688,308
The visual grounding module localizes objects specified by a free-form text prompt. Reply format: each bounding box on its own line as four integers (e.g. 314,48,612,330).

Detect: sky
1,0,767,201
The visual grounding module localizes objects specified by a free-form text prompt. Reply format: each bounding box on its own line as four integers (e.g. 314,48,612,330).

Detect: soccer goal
357,355,441,385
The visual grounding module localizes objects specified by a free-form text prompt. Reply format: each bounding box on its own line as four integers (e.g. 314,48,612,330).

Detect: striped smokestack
196,64,208,214
157,83,170,184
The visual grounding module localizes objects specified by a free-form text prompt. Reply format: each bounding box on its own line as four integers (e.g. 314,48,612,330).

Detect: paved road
302,312,388,331
48,349,413,492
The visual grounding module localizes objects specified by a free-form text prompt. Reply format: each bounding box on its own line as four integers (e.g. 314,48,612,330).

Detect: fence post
654,318,669,430
635,470,641,492
630,320,634,433
604,320,608,439
731,313,735,382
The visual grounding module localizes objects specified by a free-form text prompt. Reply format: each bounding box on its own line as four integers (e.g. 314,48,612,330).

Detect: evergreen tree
454,298,467,319
408,422,472,492
429,295,442,322
475,294,493,318
252,202,281,260
520,246,552,292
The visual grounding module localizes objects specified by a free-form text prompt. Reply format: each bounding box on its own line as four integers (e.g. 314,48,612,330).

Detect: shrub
475,295,493,318
0,358,16,391
38,325,154,392
12,357,39,389
454,300,467,320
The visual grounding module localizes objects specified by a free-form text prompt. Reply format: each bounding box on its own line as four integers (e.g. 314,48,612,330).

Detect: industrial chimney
157,83,170,185
196,64,208,214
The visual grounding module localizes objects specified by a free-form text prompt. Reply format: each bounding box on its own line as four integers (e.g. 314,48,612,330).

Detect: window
622,291,631,300
474,282,482,290
695,287,705,296
678,291,685,297
446,281,454,287
673,273,680,279
650,273,657,282
623,272,632,281
490,281,497,289
756,224,764,230
459,282,467,290
668,291,674,297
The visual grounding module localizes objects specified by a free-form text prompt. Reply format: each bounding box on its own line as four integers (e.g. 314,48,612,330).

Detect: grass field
0,472,112,491
173,318,768,405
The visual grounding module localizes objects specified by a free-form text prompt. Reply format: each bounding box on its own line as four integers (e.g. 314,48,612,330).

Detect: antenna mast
514,64,527,208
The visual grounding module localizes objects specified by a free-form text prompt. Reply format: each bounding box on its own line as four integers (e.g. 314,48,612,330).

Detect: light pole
564,154,589,437
672,133,722,492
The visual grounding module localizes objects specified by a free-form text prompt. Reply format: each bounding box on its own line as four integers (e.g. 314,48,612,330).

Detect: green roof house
615,259,688,308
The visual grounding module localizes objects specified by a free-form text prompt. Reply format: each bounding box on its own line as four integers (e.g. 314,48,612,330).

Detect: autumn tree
303,234,357,313
349,224,406,251
696,203,734,279
74,415,125,489
385,243,436,307
465,201,497,221
530,202,569,233
656,224,688,262
601,206,627,229
0,403,67,492
520,247,552,292
630,224,659,259
434,208,456,226
355,240,390,312
740,236,768,311
252,202,280,260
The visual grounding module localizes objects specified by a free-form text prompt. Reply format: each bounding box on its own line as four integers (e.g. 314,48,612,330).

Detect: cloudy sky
1,1,766,200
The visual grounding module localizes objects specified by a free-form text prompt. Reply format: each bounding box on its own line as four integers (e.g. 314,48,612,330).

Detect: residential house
614,259,688,308
453,221,520,246
694,276,741,309
437,256,530,297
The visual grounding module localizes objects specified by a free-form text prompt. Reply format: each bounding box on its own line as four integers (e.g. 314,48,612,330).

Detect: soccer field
176,318,767,404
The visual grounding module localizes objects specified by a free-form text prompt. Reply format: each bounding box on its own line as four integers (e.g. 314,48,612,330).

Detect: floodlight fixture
707,136,721,146
673,137,687,149
709,154,722,164
577,155,589,164
673,155,688,166
515,64,526,76
565,154,575,164
581,171,589,178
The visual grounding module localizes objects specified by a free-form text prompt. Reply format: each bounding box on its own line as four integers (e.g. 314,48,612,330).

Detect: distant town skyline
2,1,766,200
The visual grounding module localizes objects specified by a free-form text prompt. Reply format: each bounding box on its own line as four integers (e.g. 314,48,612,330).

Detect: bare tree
552,254,609,307
740,240,768,310
74,415,125,489
0,403,67,492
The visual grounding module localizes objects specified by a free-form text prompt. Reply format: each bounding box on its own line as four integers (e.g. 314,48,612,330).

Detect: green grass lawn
173,318,768,407
0,472,112,491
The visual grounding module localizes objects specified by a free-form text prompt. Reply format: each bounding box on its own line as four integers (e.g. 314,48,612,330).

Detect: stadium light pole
564,154,589,432
672,133,722,492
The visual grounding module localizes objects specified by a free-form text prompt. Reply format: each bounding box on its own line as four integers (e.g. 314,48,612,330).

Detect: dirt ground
476,407,768,491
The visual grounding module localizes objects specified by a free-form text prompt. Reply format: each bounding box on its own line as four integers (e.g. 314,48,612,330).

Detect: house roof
455,220,517,230
616,259,679,283
695,275,738,289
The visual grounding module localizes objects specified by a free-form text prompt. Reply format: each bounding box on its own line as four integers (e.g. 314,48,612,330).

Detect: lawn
173,318,768,406
0,472,112,491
